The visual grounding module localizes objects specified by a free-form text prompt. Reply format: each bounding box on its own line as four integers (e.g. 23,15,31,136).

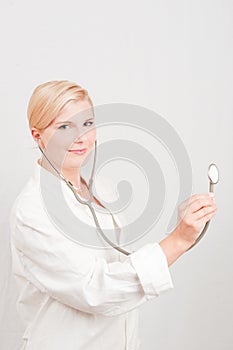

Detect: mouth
68,148,87,155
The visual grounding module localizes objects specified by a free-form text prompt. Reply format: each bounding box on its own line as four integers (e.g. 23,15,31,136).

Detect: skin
159,193,217,265
31,99,218,264
31,99,96,197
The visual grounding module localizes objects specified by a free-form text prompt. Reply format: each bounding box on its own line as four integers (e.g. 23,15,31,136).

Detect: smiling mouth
68,148,87,154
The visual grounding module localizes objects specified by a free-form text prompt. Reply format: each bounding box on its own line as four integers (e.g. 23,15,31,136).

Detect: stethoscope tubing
37,139,218,255
186,179,214,251
38,140,131,255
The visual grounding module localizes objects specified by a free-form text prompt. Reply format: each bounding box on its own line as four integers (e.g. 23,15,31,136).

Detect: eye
58,124,71,130
84,121,94,127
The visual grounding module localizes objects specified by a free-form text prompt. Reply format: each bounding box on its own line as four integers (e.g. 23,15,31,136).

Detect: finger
179,193,215,210
190,197,216,214
193,205,217,221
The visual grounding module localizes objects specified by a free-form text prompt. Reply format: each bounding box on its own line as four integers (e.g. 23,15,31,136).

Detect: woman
9,80,217,350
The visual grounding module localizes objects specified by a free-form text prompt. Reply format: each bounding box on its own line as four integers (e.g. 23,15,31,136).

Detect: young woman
9,80,217,350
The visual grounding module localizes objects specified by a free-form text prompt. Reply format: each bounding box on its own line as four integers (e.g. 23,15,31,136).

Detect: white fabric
9,160,174,350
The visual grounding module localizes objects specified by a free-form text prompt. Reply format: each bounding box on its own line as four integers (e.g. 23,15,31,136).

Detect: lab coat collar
31,159,92,206
31,159,114,214
31,159,122,247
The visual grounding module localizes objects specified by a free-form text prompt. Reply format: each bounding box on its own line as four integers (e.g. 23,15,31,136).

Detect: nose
74,129,88,144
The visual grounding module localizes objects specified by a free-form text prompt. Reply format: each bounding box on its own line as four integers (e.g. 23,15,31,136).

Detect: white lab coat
9,160,174,350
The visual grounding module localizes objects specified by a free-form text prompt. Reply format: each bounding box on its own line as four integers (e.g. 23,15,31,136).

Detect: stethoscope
36,139,219,255
186,162,219,251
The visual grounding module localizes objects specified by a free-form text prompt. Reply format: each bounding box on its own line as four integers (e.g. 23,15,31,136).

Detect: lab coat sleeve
10,197,174,317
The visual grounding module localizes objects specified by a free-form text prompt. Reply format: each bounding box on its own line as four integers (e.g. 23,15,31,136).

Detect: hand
174,193,217,246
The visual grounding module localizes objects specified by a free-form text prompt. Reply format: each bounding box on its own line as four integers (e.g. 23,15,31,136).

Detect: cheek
87,129,96,143
50,130,78,149
41,130,56,149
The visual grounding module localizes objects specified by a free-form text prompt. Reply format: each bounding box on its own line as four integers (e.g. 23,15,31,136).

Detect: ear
31,127,41,142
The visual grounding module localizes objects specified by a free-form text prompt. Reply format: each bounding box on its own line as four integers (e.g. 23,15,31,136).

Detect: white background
0,0,232,349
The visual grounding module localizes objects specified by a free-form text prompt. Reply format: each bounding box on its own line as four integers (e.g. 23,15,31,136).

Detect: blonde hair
27,80,93,131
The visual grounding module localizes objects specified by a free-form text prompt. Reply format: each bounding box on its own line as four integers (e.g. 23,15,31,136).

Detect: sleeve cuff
130,242,174,299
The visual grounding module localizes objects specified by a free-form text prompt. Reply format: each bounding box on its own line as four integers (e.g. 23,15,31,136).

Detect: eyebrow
55,117,94,125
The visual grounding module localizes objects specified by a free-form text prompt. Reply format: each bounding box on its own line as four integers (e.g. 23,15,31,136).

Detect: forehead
54,99,94,124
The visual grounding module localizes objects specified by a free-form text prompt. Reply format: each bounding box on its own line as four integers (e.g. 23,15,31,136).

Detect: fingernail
209,192,215,197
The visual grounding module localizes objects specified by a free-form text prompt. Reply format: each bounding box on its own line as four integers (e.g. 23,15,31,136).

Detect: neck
61,168,82,189
37,158,82,189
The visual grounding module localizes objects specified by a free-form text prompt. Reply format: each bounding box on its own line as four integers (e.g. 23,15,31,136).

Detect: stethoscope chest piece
208,163,219,190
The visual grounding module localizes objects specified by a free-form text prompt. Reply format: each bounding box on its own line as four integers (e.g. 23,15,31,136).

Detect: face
32,99,96,171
